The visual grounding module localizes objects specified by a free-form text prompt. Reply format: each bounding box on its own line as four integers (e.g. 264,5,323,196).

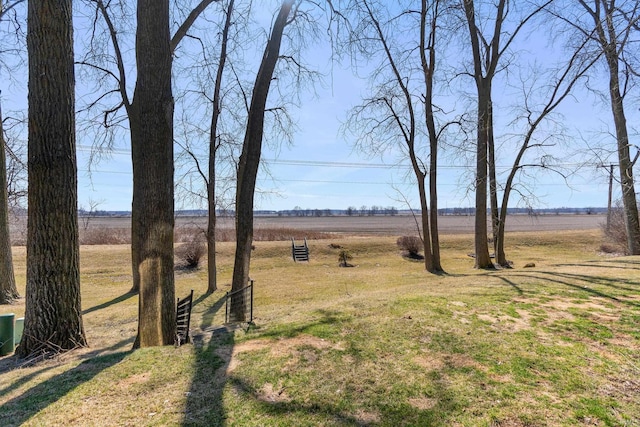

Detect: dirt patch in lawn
218,334,345,374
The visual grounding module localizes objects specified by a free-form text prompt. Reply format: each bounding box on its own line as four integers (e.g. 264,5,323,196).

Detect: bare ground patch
217,334,345,375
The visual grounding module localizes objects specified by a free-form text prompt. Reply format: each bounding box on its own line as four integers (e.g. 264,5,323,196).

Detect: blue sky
2,1,636,213
72,68,620,213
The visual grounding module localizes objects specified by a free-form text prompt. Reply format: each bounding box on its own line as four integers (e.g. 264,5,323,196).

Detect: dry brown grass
1,229,639,426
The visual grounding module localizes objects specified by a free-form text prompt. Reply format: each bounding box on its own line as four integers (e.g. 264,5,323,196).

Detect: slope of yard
1,230,639,426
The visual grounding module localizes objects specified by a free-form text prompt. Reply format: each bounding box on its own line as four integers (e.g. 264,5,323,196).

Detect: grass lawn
1,230,639,426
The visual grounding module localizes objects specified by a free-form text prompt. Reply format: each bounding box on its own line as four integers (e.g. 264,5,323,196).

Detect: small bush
397,235,422,256
338,249,353,267
80,227,130,245
599,243,620,254
601,200,633,255
175,233,206,269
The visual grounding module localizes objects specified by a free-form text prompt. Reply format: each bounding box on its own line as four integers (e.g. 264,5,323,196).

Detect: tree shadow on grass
183,309,462,426
0,337,133,427
82,291,136,315
194,293,227,331
495,276,524,295
182,327,232,426
555,258,640,271
225,374,457,426
182,290,234,426
497,272,640,308
549,271,640,294
0,334,133,378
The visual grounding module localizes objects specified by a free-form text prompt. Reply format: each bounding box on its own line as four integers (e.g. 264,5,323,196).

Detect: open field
120,213,609,234
9,213,609,243
1,226,640,426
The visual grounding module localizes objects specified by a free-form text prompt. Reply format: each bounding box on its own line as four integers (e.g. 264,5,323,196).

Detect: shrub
80,227,130,245
338,249,353,267
601,200,631,255
175,233,206,269
599,243,620,254
396,235,422,256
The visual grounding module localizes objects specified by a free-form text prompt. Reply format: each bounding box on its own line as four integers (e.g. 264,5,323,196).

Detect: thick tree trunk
131,0,176,348
231,0,292,320
17,0,86,357
463,0,495,269
474,83,494,269
608,70,640,254
0,102,18,304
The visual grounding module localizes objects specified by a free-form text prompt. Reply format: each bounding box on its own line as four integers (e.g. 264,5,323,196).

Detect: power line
77,151,591,172
77,168,606,188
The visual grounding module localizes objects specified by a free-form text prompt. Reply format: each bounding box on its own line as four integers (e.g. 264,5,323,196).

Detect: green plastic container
14,317,24,349
0,313,15,356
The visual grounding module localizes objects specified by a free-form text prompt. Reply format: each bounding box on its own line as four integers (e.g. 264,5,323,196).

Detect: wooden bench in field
175,289,194,346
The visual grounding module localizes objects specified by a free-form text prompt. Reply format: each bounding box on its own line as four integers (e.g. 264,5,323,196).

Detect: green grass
1,230,640,426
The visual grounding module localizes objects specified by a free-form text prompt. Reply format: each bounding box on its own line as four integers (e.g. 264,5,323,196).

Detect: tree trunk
607,64,640,254
131,0,176,348
420,0,442,273
487,103,500,259
474,82,494,269
590,0,640,255
17,0,86,357
428,159,442,272
0,101,19,304
416,174,434,272
120,0,214,295
231,0,292,320
462,0,495,269
207,0,235,295
206,183,217,294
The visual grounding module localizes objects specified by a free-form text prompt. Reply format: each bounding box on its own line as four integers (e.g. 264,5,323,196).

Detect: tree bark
231,0,292,319
473,83,494,269
487,104,500,259
0,101,19,304
607,60,640,254
17,0,86,357
131,0,176,348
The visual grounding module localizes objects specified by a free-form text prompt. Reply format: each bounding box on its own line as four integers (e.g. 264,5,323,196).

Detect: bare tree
460,0,551,268
205,0,235,294
565,0,640,254
173,0,242,294
3,115,27,210
231,0,294,320
17,0,87,357
343,0,455,272
0,101,18,304
77,0,219,302
493,37,600,266
77,0,219,347
0,0,26,305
